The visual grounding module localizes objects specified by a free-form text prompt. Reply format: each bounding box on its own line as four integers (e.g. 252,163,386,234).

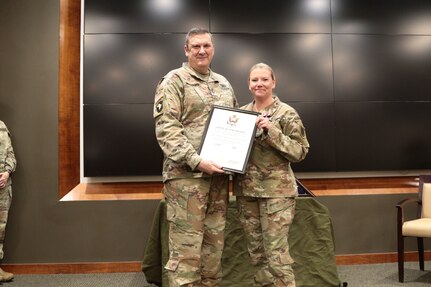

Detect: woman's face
248,68,276,100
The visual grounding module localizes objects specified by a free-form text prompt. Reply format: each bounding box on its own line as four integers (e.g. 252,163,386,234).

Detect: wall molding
2,261,141,274
2,252,430,274
59,0,81,199
335,251,431,265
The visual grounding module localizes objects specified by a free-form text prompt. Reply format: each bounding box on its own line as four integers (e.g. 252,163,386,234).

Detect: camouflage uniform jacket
234,96,309,197
154,63,238,182
0,121,16,186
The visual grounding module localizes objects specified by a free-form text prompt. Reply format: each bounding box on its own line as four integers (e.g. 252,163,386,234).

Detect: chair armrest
396,198,421,234
396,198,420,210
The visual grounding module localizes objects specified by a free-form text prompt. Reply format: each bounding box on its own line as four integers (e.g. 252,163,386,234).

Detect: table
142,197,343,287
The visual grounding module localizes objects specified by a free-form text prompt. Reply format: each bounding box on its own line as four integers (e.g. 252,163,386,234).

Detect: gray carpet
2,262,431,287
338,261,431,287
1,273,157,287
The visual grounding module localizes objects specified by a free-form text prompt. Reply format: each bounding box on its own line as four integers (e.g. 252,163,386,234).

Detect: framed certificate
198,105,259,174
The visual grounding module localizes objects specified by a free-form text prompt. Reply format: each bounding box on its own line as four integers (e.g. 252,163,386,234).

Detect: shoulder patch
153,78,167,118
155,98,164,113
153,96,166,118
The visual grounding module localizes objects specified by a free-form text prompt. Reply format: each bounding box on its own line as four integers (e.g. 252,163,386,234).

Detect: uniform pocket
164,258,179,271
164,183,189,224
266,198,295,214
166,197,188,224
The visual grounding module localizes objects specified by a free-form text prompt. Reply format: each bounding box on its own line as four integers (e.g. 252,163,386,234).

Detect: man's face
184,33,214,74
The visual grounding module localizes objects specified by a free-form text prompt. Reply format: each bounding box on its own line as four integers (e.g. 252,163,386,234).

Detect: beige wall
0,0,159,264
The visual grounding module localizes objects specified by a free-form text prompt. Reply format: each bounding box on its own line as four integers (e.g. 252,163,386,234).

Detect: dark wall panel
84,34,186,104
332,0,431,34
291,102,336,172
84,104,162,176
333,35,431,102
83,0,431,177
335,102,431,171
85,0,209,33
212,34,333,105
211,0,331,33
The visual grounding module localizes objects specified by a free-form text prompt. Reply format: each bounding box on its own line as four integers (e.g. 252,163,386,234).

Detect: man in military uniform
0,120,16,282
153,28,238,286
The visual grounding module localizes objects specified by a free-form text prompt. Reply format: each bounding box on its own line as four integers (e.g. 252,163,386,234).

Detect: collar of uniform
182,63,218,83
268,96,281,113
251,96,280,117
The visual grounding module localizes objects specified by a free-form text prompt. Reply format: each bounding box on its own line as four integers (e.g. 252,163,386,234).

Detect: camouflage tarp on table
142,197,343,287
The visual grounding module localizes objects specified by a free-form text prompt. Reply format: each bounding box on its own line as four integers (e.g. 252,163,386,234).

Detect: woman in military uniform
234,63,309,287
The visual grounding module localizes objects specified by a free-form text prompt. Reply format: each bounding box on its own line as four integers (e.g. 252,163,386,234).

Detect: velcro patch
153,97,165,118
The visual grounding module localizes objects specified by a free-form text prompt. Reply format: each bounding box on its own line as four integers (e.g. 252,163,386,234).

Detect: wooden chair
396,175,431,282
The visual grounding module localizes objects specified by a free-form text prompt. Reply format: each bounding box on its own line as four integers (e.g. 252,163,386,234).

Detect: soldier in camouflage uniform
233,63,309,287
0,120,16,282
153,28,238,286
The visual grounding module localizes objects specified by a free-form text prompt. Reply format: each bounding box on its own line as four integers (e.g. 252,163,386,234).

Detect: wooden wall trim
59,0,81,198
2,252,430,274
1,261,141,274
60,182,164,201
59,177,419,201
336,251,431,265
301,176,418,196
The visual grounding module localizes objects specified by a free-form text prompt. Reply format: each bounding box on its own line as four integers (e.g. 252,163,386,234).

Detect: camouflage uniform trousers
236,196,296,287
163,175,229,287
0,185,12,260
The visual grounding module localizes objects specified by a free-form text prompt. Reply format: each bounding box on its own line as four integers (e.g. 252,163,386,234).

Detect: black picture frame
198,105,259,174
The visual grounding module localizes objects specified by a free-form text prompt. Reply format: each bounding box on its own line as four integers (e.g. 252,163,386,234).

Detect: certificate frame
198,105,259,174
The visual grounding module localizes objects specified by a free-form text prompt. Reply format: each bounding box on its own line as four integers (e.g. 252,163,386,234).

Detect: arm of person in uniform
257,110,309,163
229,84,240,109
197,78,239,173
200,78,239,172
153,76,224,174
0,125,16,187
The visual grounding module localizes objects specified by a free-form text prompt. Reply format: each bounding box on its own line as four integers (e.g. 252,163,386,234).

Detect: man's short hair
185,27,212,47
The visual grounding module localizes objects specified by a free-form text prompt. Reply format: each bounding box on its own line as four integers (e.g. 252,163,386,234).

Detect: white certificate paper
198,106,259,174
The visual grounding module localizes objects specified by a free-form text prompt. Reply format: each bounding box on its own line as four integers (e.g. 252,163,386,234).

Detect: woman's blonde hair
249,63,275,81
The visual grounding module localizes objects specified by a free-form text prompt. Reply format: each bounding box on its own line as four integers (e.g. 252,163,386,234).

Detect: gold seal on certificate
198,106,259,174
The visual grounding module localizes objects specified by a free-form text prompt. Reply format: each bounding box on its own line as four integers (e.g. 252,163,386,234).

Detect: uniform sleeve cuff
188,154,203,170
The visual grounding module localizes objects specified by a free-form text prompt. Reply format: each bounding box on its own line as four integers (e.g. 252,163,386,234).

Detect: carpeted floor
338,261,431,287
1,272,156,287
2,262,430,287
